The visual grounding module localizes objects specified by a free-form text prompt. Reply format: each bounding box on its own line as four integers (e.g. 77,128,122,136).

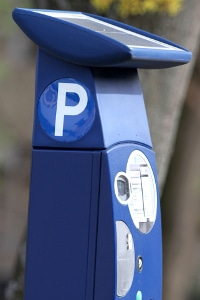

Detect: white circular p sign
38,78,96,142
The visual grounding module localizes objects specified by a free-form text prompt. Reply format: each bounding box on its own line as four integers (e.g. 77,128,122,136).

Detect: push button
136,290,142,300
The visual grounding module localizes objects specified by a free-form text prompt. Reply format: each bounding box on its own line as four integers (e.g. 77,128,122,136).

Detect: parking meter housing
13,8,192,300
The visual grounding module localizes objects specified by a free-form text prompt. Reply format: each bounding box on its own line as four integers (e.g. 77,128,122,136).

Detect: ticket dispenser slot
12,8,191,300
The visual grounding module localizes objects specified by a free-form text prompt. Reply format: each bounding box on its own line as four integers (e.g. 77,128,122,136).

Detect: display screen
35,11,182,51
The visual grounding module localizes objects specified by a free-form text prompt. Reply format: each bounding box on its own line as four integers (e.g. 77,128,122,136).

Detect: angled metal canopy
13,8,192,69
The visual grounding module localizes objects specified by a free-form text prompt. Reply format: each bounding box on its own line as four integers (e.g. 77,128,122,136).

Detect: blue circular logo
38,78,95,142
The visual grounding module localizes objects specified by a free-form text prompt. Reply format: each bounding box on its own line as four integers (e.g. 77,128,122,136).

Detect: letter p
54,82,88,136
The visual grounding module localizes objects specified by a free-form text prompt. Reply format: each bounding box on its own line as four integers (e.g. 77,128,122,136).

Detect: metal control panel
115,150,157,234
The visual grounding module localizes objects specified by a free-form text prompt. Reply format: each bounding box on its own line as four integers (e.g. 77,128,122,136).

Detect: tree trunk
162,47,200,300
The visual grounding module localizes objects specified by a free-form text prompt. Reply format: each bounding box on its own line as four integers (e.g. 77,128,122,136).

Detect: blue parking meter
13,8,191,300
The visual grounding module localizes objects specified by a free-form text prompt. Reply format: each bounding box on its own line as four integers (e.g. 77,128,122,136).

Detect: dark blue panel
25,149,101,300
94,152,115,300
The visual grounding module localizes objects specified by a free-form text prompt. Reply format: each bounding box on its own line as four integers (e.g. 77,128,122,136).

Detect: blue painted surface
95,143,162,300
25,145,162,300
32,49,152,149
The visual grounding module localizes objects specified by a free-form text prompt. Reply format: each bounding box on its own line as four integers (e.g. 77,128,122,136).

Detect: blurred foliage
90,0,184,17
0,0,31,35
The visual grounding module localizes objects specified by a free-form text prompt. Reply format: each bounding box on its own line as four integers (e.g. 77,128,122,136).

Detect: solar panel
35,11,179,50
13,8,192,68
